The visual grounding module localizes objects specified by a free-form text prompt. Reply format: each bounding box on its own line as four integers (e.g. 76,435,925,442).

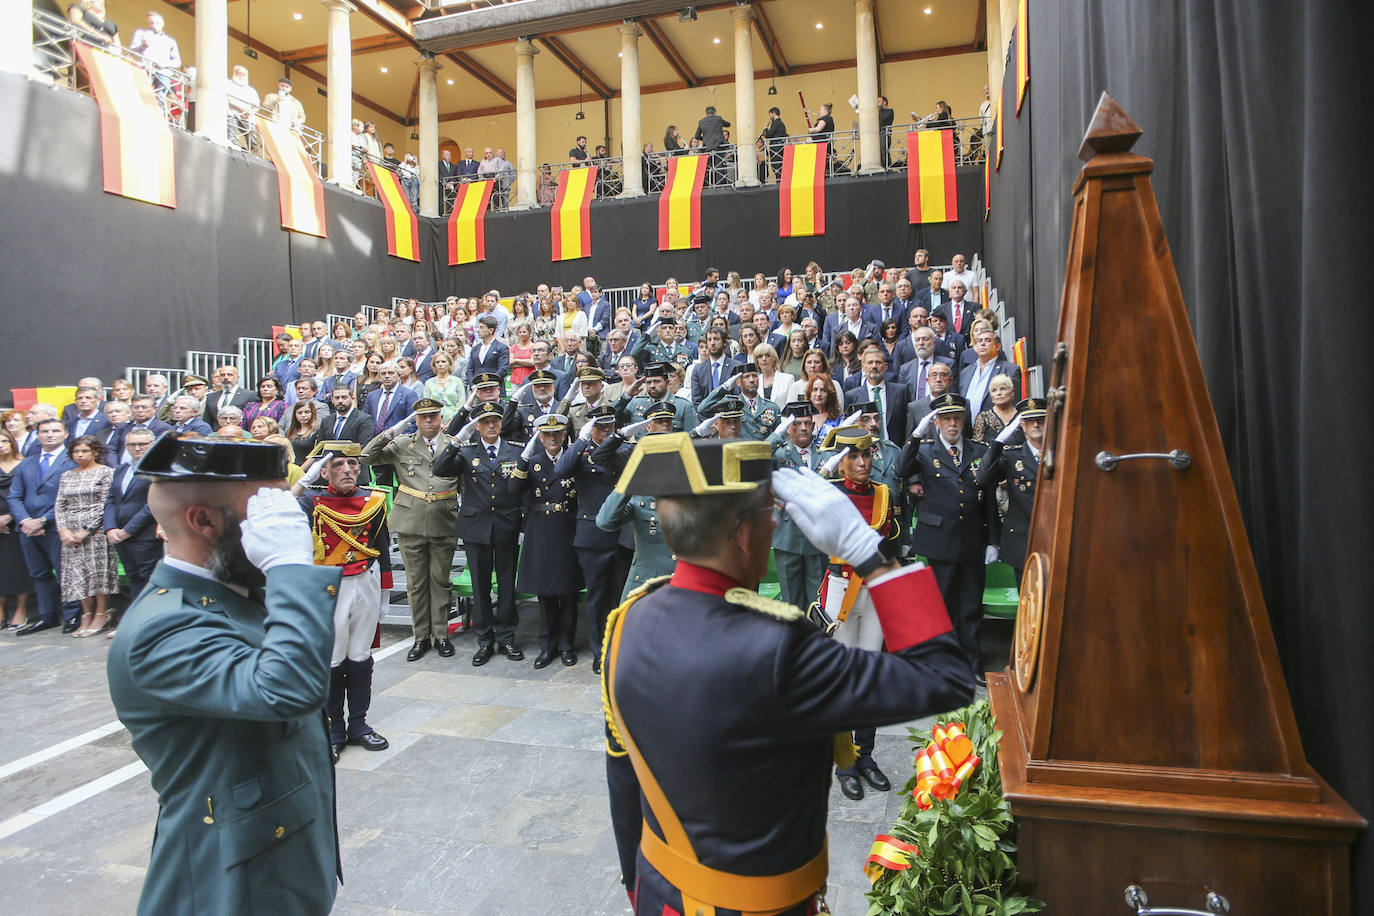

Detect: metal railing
229,102,327,178
125,366,185,394
185,350,242,382
33,8,193,130
641,146,740,194
238,338,278,387
440,172,517,215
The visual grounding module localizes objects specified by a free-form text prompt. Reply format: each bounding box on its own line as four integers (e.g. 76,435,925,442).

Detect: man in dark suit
59,377,106,427
103,427,161,604
913,269,950,317
944,279,978,340
466,316,510,384
121,395,172,450
905,361,956,443
17,404,56,456
897,327,958,400
205,365,254,428
7,417,81,634
550,331,583,377
408,332,437,383
364,363,419,433
842,346,910,444
870,281,905,326
586,285,615,341
928,307,965,358
168,396,213,436
315,387,375,452
438,148,460,212
878,95,895,167
456,147,480,177
958,329,1019,414
821,295,880,356
65,387,111,440
893,276,917,321
432,403,526,666
96,401,130,466
301,322,330,361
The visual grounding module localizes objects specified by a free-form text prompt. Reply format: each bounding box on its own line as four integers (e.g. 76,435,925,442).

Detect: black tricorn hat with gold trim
615,433,773,496
303,439,362,461
136,432,288,481
821,425,874,451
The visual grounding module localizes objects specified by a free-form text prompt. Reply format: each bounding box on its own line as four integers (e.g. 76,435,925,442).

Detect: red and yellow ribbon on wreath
913,722,979,810
864,834,920,884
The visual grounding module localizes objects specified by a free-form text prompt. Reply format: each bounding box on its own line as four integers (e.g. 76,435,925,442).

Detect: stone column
417,54,440,216
617,21,644,197
194,0,228,144
986,0,1004,108
0,0,33,77
511,38,538,210
855,0,881,174
731,3,758,187
323,0,355,186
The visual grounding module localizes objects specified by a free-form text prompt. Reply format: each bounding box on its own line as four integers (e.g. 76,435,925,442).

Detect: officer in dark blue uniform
444,372,517,439
555,405,632,673
898,392,999,679
432,402,527,666
510,412,582,668
507,368,564,444
974,397,1045,584
602,434,973,915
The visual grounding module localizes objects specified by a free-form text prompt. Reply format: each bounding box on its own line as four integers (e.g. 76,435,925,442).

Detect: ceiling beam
538,35,613,100
279,33,411,65
640,17,697,88
751,2,789,76
444,51,516,103
350,0,415,39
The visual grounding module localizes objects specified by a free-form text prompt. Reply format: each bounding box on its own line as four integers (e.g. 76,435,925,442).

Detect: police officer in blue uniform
602,434,973,915
974,397,1045,584
106,434,343,915
432,402,527,666
506,368,564,444
510,413,582,668
898,392,1000,680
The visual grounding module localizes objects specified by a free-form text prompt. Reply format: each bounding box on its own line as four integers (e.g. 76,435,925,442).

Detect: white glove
301,450,337,485
579,419,595,441
456,419,479,443
914,409,938,438
521,436,541,460
771,467,881,566
388,411,416,436
820,446,851,476
772,414,795,439
692,415,717,437
840,409,862,428
239,487,316,573
985,545,1000,565
995,414,1023,444
510,380,533,403
619,419,651,438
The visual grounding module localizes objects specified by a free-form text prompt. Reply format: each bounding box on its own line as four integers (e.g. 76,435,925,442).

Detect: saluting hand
240,487,315,572
994,413,1022,444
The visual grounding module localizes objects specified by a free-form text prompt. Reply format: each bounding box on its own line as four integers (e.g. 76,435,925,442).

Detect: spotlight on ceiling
243,46,258,60
678,7,698,23
767,83,777,95
574,110,586,120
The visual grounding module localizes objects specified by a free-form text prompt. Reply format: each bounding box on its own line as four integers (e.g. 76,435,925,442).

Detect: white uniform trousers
332,564,384,666
825,573,883,651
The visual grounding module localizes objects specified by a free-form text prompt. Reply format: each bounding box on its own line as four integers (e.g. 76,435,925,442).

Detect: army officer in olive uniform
361,397,461,661
107,435,343,916
974,397,1045,583
432,402,526,666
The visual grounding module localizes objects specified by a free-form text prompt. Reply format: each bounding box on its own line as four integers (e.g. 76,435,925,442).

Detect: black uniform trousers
578,545,631,658
537,594,578,654
930,552,988,670
465,538,519,646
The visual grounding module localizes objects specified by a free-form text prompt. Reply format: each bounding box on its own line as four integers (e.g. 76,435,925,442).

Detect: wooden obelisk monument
986,94,1364,913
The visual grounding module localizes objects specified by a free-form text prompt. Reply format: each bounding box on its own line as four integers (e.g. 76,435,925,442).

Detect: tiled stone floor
0,593,998,915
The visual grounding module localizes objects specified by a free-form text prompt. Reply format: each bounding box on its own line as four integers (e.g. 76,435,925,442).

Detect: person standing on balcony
662,124,682,151
761,106,788,181
129,12,180,113
807,102,835,174
457,146,480,176
492,147,514,208
878,95,895,167
225,66,260,149
262,77,306,133
68,1,118,48
569,135,589,161
399,153,419,209
438,148,458,212
693,106,731,187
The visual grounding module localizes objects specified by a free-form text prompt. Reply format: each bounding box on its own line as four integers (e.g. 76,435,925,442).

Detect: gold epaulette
600,576,673,758
723,587,804,622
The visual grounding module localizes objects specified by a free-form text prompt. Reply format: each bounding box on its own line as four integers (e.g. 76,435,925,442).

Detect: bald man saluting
106,435,343,915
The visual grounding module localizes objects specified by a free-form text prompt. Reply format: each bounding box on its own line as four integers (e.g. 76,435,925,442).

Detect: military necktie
487,444,497,460
949,444,960,466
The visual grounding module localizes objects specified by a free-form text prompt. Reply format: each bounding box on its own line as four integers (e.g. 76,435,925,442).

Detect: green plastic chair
982,562,1020,620
760,549,779,585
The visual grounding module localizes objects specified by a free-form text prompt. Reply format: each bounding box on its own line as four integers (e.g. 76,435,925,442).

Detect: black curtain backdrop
984,1,1372,905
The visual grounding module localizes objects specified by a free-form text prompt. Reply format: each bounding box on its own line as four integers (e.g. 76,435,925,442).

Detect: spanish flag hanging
983,142,991,221
367,162,420,261
551,166,597,261
658,154,707,251
995,93,1004,171
74,43,176,209
779,142,826,237
8,387,78,414
258,117,327,238
1012,337,1029,395
907,129,958,224
1016,0,1030,115
448,179,494,266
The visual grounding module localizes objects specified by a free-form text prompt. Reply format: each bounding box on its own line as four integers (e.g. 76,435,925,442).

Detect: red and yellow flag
74,43,175,208
448,179,494,266
367,162,419,261
907,130,958,224
995,93,1005,171
9,387,78,414
983,143,991,221
1016,0,1030,115
551,166,597,261
258,117,327,237
864,834,920,884
1013,337,1029,395
779,142,826,237
658,154,707,250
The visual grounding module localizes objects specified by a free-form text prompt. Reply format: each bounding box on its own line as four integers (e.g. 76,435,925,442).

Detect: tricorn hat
136,432,288,481
821,425,874,452
615,433,773,496
711,396,744,419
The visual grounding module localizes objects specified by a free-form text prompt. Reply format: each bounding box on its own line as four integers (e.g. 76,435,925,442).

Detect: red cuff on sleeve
868,565,953,652
380,571,394,591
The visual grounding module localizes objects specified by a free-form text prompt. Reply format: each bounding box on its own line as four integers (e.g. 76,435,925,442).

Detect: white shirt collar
162,556,251,597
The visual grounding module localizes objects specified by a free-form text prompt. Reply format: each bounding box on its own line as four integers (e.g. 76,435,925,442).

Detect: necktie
954,305,963,333
427,439,435,458
872,386,883,427
334,414,345,437
917,361,928,399
379,390,393,423
488,445,497,460
949,444,960,465
40,452,51,475
711,362,720,388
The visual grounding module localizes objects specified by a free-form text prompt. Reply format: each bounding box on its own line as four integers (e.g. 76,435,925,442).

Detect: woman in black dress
0,430,33,630
284,398,322,464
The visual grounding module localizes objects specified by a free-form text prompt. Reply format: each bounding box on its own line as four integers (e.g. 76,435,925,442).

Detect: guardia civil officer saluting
595,405,678,599
360,397,461,661
106,434,343,915
974,397,1046,584
602,434,973,916
765,401,829,610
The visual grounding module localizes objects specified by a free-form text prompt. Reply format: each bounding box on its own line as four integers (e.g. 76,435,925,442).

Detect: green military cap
413,397,444,415
821,425,874,451
577,366,607,383
1015,397,1047,419
137,432,287,481
615,433,773,496
182,374,209,388
471,402,504,421
472,372,503,389
930,392,969,415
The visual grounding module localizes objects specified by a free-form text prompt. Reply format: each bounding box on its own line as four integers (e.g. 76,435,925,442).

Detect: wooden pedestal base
989,673,1361,915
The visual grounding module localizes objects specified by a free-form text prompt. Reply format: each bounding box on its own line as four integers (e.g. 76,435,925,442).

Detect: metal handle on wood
1095,449,1192,472
1124,884,1231,915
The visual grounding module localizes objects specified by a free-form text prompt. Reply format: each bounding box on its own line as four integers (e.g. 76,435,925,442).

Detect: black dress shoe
61,619,82,634
406,638,432,661
532,650,557,669
14,620,56,636
499,643,524,661
560,650,577,667
435,637,455,658
472,644,494,667
837,771,865,800
591,655,602,675
347,732,389,752
857,761,891,793
331,742,343,764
